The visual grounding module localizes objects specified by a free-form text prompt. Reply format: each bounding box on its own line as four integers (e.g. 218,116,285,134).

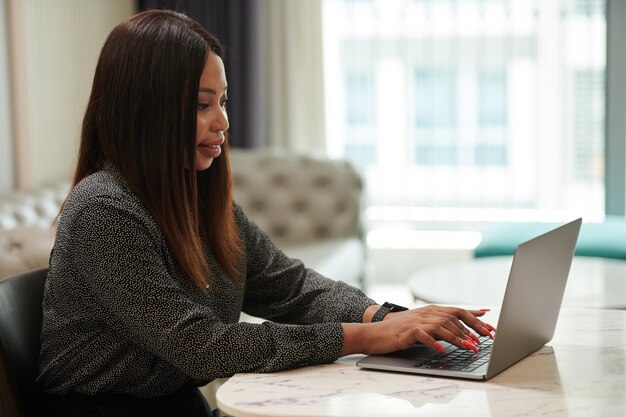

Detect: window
478,71,506,127
571,70,604,182
476,70,507,166
413,70,458,165
414,70,457,128
572,0,605,15
322,0,606,221
344,71,377,165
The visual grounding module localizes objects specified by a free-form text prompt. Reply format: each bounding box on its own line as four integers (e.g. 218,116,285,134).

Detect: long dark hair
73,9,242,289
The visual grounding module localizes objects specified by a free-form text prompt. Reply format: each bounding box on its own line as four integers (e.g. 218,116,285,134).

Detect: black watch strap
371,302,408,322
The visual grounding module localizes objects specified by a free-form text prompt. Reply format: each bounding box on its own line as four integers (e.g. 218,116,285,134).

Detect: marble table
408,256,626,309
216,308,626,417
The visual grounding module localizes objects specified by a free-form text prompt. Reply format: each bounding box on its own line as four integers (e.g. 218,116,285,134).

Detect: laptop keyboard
415,336,494,372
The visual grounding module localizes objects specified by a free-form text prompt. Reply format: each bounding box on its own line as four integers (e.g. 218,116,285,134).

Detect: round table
407,256,626,309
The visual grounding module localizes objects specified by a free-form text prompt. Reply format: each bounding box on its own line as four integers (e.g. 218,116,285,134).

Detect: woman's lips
198,142,222,159
197,136,224,159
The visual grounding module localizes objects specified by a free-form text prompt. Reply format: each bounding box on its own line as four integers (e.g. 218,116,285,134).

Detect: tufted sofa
0,149,366,288
230,149,366,288
0,184,68,280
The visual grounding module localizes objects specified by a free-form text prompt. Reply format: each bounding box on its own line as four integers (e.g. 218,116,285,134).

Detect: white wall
8,0,135,189
0,0,13,193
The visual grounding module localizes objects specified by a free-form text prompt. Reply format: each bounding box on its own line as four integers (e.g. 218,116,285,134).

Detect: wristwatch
371,302,408,322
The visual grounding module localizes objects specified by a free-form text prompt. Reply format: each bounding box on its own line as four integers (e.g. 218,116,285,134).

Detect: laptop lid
356,218,582,380
484,217,581,378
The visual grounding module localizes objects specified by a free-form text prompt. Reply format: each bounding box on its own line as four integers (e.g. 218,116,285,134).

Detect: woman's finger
443,306,497,338
420,306,488,339
406,327,441,352
426,325,478,352
421,311,469,338
408,327,474,353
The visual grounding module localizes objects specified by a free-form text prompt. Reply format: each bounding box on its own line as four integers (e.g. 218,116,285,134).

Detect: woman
37,9,494,416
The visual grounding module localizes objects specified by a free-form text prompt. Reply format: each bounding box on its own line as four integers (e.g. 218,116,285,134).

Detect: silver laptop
357,218,582,380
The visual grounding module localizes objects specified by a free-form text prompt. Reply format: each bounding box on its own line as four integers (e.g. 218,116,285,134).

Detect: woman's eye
197,103,209,110
220,99,228,108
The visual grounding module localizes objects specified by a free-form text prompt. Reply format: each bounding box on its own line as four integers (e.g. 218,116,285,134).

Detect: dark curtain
137,0,262,148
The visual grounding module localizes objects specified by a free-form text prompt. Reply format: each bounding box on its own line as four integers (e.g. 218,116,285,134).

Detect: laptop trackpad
385,342,453,360
357,343,448,370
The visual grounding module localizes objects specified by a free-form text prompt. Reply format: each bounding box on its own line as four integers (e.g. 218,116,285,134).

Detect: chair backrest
0,267,47,417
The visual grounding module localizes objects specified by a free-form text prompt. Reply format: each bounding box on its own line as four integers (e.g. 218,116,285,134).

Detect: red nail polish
433,342,446,353
469,333,481,345
482,327,494,339
485,323,497,332
461,340,478,352
479,309,491,312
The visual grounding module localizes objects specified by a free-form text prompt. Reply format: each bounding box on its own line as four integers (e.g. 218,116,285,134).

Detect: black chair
0,267,47,417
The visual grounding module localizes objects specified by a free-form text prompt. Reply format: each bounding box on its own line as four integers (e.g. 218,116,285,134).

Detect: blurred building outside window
322,0,606,241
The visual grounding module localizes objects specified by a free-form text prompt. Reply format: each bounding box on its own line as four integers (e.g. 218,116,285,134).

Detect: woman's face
195,51,229,171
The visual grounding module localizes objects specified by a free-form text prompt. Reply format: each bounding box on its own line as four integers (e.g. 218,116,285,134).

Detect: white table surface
216,308,626,417
408,256,626,309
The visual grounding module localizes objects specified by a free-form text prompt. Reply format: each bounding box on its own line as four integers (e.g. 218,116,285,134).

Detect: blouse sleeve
68,197,356,379
236,205,376,325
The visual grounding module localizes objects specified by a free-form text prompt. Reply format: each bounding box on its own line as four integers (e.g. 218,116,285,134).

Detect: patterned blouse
37,166,375,398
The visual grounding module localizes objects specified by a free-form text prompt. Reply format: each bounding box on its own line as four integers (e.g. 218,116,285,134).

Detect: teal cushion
474,216,626,260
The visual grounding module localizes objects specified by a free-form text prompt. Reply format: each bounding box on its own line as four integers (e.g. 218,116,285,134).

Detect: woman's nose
213,108,229,132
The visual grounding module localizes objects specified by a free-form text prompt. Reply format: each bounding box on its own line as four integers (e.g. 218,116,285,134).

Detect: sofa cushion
0,182,70,230
475,216,626,260
0,227,55,280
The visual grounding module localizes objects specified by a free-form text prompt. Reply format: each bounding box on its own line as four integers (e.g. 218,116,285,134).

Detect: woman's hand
341,305,495,356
